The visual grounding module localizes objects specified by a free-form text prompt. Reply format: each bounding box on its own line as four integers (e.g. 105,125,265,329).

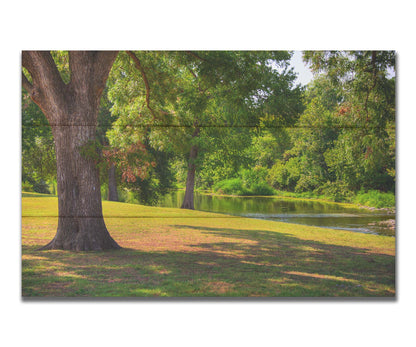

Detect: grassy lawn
22,194,395,297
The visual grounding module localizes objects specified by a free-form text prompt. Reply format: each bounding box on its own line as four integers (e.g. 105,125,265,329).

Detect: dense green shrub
32,180,51,194
22,181,34,192
250,182,276,196
22,178,50,194
353,190,395,208
213,173,275,196
240,167,268,187
294,174,322,193
267,158,301,191
314,181,353,202
213,178,249,196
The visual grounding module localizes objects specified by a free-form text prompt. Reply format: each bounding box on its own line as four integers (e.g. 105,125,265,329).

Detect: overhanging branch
126,51,156,119
187,66,208,94
185,51,207,62
187,66,197,79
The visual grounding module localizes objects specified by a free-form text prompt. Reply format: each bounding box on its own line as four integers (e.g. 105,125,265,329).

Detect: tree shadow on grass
174,225,395,293
21,224,395,299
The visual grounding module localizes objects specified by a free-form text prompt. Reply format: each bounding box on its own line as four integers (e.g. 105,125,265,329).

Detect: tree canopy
104,51,303,207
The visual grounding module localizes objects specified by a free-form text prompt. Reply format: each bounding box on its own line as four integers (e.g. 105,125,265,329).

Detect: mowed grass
22,194,395,297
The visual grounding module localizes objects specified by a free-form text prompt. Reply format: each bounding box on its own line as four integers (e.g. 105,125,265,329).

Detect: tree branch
22,51,35,74
185,51,207,62
126,51,156,119
187,66,198,79
22,51,67,110
22,71,33,94
23,51,65,88
93,51,119,71
69,51,118,94
365,51,378,122
187,66,208,94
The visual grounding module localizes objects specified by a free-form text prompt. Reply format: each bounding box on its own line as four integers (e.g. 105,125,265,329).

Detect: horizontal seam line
21,124,392,129
21,215,241,218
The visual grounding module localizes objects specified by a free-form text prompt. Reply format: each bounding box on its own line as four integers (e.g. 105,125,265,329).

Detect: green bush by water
250,182,276,196
314,181,354,202
353,190,395,208
213,180,276,196
272,188,395,208
213,178,250,196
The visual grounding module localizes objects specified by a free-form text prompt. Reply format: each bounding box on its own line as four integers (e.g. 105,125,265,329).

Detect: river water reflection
158,191,395,237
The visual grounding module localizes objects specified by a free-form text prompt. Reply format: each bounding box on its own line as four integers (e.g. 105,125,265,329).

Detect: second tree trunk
181,144,198,210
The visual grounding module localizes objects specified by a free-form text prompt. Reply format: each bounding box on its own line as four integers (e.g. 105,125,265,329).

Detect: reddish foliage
102,141,152,183
364,146,373,159
338,105,350,116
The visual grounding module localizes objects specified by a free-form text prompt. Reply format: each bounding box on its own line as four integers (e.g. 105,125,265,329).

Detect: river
158,190,395,236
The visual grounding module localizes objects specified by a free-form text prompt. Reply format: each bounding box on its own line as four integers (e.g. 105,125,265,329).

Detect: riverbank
159,190,395,236
208,180,395,209
197,189,396,214
22,195,395,297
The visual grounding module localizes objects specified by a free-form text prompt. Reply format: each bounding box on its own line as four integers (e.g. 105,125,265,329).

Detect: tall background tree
106,50,303,208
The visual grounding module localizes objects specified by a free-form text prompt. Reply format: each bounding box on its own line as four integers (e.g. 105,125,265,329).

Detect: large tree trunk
107,163,119,202
181,127,200,210
40,124,120,250
22,51,120,251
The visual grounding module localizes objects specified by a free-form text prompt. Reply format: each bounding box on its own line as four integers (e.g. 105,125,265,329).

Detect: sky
290,51,314,86
289,51,396,85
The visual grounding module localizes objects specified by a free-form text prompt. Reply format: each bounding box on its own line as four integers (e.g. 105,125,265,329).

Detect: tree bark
41,124,120,250
23,51,120,251
107,163,119,201
181,127,200,210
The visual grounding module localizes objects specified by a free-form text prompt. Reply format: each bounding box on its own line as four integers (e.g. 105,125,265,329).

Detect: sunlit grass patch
22,196,395,297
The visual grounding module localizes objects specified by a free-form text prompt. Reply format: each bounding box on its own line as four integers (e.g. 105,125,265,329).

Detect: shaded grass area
22,196,395,297
22,191,57,198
